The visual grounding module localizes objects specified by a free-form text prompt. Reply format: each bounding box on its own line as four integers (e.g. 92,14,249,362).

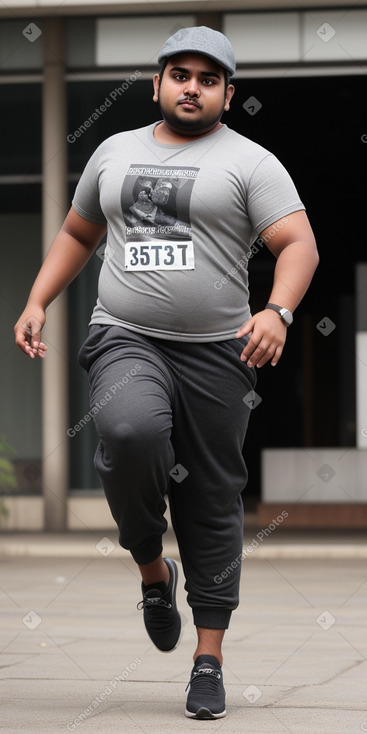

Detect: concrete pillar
356,263,367,450
195,13,221,31
42,18,68,530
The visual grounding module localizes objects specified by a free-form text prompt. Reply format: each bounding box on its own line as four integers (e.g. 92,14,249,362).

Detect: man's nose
184,79,200,97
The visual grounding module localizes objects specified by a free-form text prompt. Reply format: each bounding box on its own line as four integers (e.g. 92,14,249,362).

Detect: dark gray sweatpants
78,324,256,630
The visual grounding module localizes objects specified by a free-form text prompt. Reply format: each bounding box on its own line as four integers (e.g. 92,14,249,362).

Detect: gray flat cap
157,26,236,77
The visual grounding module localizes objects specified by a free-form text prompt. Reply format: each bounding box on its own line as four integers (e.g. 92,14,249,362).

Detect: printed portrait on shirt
121,165,198,240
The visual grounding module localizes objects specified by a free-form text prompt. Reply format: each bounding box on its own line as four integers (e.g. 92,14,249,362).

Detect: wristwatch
265,302,293,326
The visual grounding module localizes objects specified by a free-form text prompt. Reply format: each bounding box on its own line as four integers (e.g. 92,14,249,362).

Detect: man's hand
236,309,287,368
235,211,318,368
13,207,107,361
14,309,47,359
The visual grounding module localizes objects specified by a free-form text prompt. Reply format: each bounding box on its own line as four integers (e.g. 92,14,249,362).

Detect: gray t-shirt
72,122,305,342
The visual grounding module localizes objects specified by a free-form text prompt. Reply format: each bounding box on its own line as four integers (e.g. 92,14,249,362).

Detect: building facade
1,0,367,529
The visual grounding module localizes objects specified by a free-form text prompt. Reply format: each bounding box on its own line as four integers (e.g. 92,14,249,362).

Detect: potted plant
0,436,18,526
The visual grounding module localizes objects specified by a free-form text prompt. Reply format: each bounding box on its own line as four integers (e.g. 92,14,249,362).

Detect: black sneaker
137,557,181,652
185,654,226,719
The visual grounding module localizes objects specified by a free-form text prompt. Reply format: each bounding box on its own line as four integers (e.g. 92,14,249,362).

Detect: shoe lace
137,595,172,611
185,668,221,693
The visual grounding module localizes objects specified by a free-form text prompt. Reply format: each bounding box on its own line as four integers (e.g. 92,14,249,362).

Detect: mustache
177,96,201,108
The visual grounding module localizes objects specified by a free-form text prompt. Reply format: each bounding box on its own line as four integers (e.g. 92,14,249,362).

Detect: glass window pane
0,20,42,72
65,18,95,69
67,79,157,173
0,198,42,496
0,83,41,175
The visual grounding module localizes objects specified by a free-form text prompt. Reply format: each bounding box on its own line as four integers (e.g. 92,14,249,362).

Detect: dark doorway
228,74,363,505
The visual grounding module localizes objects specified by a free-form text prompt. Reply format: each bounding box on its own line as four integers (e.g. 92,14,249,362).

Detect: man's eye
174,74,187,81
202,79,214,85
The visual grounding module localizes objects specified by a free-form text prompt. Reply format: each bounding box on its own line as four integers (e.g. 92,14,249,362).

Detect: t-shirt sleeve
72,146,107,224
247,153,305,235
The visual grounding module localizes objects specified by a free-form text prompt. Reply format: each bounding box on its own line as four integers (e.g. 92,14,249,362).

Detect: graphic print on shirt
121,164,199,272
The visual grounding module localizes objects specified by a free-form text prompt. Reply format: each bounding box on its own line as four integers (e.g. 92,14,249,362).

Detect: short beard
157,88,225,136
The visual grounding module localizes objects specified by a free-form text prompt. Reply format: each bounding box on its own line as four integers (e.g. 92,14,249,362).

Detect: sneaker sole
185,707,226,719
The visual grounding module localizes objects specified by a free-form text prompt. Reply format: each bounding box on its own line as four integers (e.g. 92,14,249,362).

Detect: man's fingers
16,315,46,358
245,339,271,367
245,341,284,367
239,331,263,362
236,318,254,338
271,345,283,367
240,334,284,367
237,310,287,367
37,342,48,357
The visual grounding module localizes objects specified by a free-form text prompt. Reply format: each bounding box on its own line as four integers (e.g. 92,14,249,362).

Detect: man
14,26,319,720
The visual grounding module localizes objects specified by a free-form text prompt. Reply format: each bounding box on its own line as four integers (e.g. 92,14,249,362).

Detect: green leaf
0,437,17,457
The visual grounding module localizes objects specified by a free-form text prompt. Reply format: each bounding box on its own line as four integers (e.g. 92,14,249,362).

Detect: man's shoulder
96,123,154,152
223,125,273,159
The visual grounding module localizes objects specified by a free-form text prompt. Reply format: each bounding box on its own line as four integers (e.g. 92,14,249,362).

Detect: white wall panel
356,333,367,449
224,12,301,63
262,449,367,503
97,15,195,66
0,0,363,10
302,10,367,61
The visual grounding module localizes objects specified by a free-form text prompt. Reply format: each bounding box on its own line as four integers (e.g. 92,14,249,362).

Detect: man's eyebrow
169,66,221,80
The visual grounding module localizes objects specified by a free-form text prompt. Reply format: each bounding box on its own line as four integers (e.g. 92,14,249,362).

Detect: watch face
266,303,293,325
280,309,293,325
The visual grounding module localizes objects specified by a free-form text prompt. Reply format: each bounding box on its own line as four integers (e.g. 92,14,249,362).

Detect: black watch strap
265,303,293,326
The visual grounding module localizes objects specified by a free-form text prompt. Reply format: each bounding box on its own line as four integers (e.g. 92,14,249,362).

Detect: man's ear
224,84,235,112
153,73,160,103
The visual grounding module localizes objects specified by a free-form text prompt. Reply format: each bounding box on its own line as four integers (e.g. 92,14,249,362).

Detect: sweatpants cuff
193,607,232,630
125,536,163,566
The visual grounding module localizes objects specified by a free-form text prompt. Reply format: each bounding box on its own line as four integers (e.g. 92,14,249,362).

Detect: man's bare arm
14,206,107,358
236,210,319,368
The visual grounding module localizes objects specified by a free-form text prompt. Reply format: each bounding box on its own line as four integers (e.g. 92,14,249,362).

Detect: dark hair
224,70,232,88
159,60,232,89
